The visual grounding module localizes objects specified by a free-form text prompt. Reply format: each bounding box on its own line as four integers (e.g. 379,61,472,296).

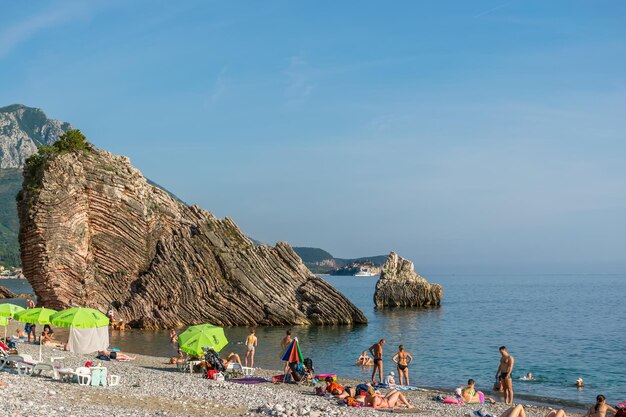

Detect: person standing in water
391,345,413,386
244,328,258,368
280,329,292,374
496,346,515,405
369,338,386,382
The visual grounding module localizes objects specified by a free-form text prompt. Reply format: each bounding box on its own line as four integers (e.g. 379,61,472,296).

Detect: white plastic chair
75,367,91,386
108,374,120,386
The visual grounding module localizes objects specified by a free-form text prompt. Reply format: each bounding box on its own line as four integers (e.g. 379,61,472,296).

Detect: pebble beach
0,341,586,417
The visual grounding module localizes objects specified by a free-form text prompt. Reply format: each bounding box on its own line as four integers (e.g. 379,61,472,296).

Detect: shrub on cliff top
22,129,91,194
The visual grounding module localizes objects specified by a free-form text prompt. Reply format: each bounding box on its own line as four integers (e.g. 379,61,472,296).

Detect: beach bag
615,402,626,417
206,369,220,380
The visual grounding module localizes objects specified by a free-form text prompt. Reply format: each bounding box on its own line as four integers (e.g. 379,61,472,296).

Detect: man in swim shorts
496,346,515,404
369,339,385,383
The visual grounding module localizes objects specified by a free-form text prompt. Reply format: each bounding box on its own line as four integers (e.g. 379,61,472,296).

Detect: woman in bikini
391,345,413,385
497,404,568,417
244,328,257,368
364,386,412,409
585,395,617,417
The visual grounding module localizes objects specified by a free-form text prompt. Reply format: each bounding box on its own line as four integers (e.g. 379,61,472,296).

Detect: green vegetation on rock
0,169,22,267
22,129,92,194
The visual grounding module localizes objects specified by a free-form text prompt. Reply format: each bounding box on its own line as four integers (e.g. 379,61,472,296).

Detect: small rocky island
17,131,367,328
374,252,443,308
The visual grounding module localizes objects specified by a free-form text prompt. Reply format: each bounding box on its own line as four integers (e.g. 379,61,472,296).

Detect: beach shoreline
0,339,588,417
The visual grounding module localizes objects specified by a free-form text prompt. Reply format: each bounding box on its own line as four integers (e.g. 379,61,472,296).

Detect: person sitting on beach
585,395,617,417
16,329,26,339
461,379,496,404
356,351,374,366
364,386,412,409
223,352,241,367
98,349,136,361
497,405,567,417
383,371,396,386
169,329,178,343
40,328,54,346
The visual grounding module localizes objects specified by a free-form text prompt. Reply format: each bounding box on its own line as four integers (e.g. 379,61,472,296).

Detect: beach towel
393,385,419,391
443,396,464,405
228,377,268,384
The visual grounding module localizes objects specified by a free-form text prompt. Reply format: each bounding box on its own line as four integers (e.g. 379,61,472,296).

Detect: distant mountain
0,104,72,169
293,246,387,275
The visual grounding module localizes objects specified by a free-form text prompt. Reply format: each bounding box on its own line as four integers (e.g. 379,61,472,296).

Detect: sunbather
461,379,496,404
364,386,412,409
498,405,567,417
324,376,352,399
223,352,241,366
99,349,136,360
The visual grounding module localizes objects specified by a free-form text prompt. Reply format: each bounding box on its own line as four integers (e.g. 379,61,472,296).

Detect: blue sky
1,1,626,273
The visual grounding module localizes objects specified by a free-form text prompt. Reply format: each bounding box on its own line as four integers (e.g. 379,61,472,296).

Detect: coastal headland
16,133,366,328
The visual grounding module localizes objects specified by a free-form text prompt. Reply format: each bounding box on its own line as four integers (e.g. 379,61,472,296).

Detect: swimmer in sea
391,344,413,386
356,350,374,366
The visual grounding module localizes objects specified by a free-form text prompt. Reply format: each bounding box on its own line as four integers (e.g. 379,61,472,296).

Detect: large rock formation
0,104,71,169
374,252,442,308
18,143,367,328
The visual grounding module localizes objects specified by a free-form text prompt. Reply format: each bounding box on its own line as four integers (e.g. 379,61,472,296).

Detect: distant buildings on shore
0,266,23,279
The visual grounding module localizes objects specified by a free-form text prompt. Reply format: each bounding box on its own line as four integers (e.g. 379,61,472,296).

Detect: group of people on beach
357,340,618,416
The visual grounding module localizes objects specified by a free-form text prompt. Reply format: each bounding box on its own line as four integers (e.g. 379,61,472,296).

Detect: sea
2,274,624,408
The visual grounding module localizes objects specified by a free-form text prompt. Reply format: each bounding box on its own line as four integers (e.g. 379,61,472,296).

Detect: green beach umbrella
178,325,228,356
15,307,58,361
50,307,109,328
0,303,25,317
0,316,8,326
14,307,58,325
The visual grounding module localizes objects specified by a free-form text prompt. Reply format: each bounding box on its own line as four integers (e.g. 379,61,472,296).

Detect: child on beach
383,371,396,386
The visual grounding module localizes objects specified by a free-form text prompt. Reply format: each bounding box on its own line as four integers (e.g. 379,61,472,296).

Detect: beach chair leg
108,375,120,386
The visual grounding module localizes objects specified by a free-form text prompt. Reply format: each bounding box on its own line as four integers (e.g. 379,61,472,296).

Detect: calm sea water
2,275,624,406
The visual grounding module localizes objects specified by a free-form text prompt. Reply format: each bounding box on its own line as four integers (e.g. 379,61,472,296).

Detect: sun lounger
0,354,37,372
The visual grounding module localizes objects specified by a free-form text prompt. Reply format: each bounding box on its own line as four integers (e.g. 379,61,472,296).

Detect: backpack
289,362,305,382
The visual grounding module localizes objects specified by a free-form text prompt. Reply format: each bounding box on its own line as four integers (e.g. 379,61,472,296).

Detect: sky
1,0,625,274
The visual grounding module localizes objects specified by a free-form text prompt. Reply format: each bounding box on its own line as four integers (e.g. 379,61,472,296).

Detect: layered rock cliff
0,104,71,169
18,141,367,328
373,252,442,308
